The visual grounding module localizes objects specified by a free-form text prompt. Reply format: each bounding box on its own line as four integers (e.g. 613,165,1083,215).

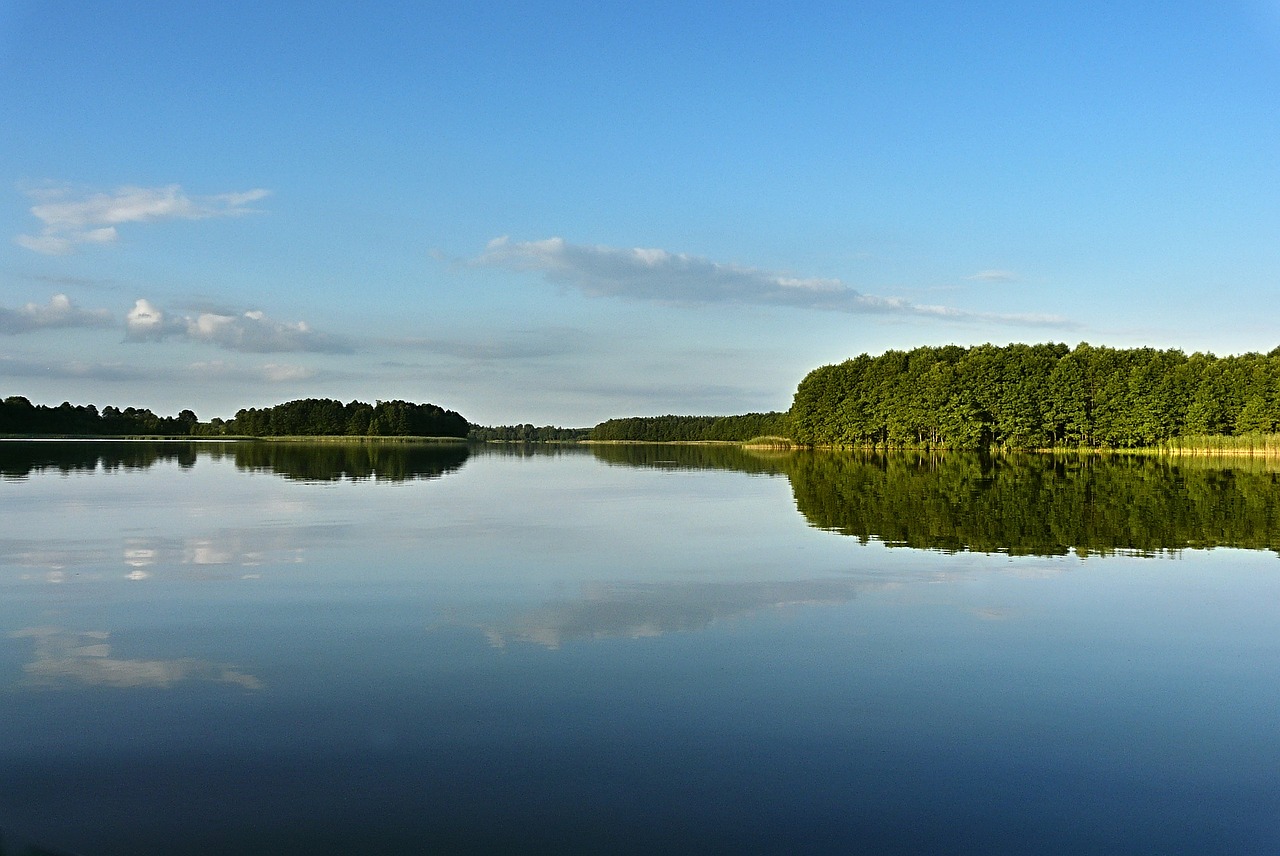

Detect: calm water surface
1,442,1278,854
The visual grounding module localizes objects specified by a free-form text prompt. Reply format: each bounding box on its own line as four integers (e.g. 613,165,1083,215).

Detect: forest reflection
8,441,1280,556
591,445,1280,556
0,440,470,483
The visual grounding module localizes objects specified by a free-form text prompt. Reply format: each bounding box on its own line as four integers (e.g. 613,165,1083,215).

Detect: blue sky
3,1,1279,426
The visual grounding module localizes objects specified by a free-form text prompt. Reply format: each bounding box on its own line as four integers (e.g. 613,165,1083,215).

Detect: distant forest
590,412,790,442
1,396,200,436
227,399,468,438
0,396,469,439
10,340,1280,448
468,424,591,442
791,342,1280,449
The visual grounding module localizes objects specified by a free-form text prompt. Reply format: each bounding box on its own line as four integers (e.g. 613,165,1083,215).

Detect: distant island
6,341,1280,451
0,396,469,439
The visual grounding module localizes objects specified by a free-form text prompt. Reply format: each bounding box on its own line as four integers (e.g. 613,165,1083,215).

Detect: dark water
1,441,1278,854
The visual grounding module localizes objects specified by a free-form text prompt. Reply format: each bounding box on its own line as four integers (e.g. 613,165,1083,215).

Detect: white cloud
125,299,353,353
124,298,185,340
383,327,588,361
0,294,114,334
0,355,151,381
260,363,318,382
9,627,262,690
15,183,270,254
475,237,1066,326
965,269,1019,282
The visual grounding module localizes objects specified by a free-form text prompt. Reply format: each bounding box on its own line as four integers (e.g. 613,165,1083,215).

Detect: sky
2,1,1279,426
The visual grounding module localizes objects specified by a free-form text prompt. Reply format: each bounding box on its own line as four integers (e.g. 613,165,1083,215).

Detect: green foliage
789,343,1280,449
2,395,469,439
590,412,791,442
468,424,592,442
0,395,195,436
228,398,468,438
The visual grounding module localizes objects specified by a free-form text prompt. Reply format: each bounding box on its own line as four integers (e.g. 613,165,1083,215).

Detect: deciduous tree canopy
1,395,469,439
0,396,197,436
590,412,790,442
228,399,468,438
790,343,1280,449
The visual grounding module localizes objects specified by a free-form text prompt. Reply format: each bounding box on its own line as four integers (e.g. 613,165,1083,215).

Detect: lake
2,441,1278,855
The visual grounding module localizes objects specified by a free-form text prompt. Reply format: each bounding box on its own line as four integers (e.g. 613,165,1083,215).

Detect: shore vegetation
791,342,1280,450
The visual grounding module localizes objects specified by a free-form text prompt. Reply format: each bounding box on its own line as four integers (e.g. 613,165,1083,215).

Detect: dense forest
0,395,200,436
0,395,469,438
226,398,468,438
468,424,591,442
791,342,1280,449
590,412,790,442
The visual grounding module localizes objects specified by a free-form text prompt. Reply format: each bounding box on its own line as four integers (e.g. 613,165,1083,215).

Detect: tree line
1,395,469,438
1,396,199,436
468,424,592,442
791,342,1280,449
226,398,468,437
590,412,790,442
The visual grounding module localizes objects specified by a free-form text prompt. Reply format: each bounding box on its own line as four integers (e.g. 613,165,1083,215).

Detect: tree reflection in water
0,440,470,484
592,445,1280,556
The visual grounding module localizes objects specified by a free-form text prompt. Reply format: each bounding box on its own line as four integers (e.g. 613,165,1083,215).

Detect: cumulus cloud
125,300,353,353
15,183,270,254
0,294,114,334
475,237,1065,325
966,269,1019,282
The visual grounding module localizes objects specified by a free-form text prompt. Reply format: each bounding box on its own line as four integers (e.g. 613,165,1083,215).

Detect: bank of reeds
741,435,797,449
1149,432,1280,456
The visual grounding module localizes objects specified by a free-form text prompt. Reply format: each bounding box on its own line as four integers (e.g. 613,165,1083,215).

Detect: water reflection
0,530,313,581
589,442,791,475
0,440,469,483
8,627,261,690
8,440,1280,556
483,578,879,649
230,441,468,482
0,440,201,478
591,445,1280,556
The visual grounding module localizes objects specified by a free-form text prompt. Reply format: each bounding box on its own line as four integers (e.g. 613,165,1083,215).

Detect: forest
225,398,469,438
0,395,199,436
790,342,1280,449
11,340,1280,448
468,424,592,442
590,412,790,442
0,396,469,439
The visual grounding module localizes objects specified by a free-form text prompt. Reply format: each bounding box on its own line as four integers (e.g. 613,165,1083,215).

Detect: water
1,442,1278,854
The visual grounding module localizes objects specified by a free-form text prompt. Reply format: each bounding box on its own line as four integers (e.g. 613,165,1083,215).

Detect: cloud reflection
8,627,262,690
0,530,314,583
483,578,878,650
